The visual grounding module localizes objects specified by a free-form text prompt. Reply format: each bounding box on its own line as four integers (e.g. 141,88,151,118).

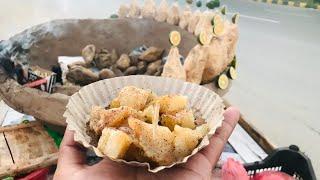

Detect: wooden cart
0,121,58,178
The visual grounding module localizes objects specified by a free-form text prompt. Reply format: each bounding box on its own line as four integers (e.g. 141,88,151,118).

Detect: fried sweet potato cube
109,98,120,108
158,95,188,114
175,110,196,129
160,114,177,131
128,117,176,165
173,123,210,160
146,91,158,105
89,106,142,135
117,86,151,110
142,102,160,124
160,110,196,131
142,105,155,123
98,127,132,159
89,106,105,132
173,125,200,159
195,123,210,138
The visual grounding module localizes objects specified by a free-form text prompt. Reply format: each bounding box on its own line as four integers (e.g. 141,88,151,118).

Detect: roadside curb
252,0,320,10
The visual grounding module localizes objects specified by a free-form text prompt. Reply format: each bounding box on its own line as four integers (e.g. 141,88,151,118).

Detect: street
222,0,320,176
0,0,319,176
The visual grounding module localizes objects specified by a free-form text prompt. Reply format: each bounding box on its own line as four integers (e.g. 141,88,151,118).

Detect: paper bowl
64,75,225,172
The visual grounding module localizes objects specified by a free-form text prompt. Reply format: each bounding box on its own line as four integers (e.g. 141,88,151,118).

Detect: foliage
110,14,119,19
186,0,194,4
196,0,202,7
206,0,221,9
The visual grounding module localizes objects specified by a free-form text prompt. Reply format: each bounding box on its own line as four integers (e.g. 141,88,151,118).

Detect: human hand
54,107,240,180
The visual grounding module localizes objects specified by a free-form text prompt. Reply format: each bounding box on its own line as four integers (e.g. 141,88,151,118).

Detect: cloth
0,100,35,126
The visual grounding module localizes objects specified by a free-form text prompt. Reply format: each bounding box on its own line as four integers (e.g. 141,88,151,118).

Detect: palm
54,107,239,180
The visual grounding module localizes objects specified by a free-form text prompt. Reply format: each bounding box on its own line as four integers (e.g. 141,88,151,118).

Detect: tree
206,0,220,9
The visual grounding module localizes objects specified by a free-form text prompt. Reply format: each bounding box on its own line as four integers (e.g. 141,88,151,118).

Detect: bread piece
201,39,228,83
188,10,201,33
155,0,169,22
167,2,180,25
179,5,192,29
98,128,132,159
161,47,186,80
141,0,156,18
128,117,175,165
184,45,208,84
128,0,141,18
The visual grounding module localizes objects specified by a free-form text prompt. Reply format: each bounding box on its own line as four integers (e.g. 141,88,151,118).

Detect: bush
196,0,202,7
110,14,119,19
206,0,220,9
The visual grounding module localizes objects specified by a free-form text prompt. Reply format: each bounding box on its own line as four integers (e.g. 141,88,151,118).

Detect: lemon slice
22,120,30,124
228,67,237,80
213,21,225,36
221,6,226,15
231,56,237,69
212,15,222,26
232,13,240,24
169,31,181,47
218,74,229,90
198,30,212,45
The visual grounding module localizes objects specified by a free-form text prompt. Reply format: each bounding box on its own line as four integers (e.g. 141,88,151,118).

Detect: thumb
56,129,86,169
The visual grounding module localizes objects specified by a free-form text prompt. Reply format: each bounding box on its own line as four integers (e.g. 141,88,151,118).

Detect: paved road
0,0,319,176
221,0,320,176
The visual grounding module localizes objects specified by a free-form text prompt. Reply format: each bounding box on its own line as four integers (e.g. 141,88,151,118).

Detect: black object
51,65,63,85
0,54,15,76
244,145,316,180
14,64,27,84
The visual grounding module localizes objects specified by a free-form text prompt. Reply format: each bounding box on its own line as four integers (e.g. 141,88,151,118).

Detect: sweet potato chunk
117,86,151,110
128,117,175,165
173,125,200,159
98,128,132,159
160,110,196,131
158,95,187,114
89,106,142,134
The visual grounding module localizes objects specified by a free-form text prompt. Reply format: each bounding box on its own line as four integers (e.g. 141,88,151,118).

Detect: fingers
56,129,86,170
200,107,240,169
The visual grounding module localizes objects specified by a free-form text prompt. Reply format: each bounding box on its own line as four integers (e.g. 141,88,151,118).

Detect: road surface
0,0,319,176
222,0,320,176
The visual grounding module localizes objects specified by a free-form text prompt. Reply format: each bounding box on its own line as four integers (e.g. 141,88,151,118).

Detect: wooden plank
0,133,14,168
229,124,268,163
224,100,275,154
4,125,58,165
238,117,275,154
0,153,58,178
0,121,40,133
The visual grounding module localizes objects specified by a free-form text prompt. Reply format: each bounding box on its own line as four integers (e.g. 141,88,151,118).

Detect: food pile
87,86,210,166
65,0,239,90
118,0,239,88
66,45,165,86
1,0,239,97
